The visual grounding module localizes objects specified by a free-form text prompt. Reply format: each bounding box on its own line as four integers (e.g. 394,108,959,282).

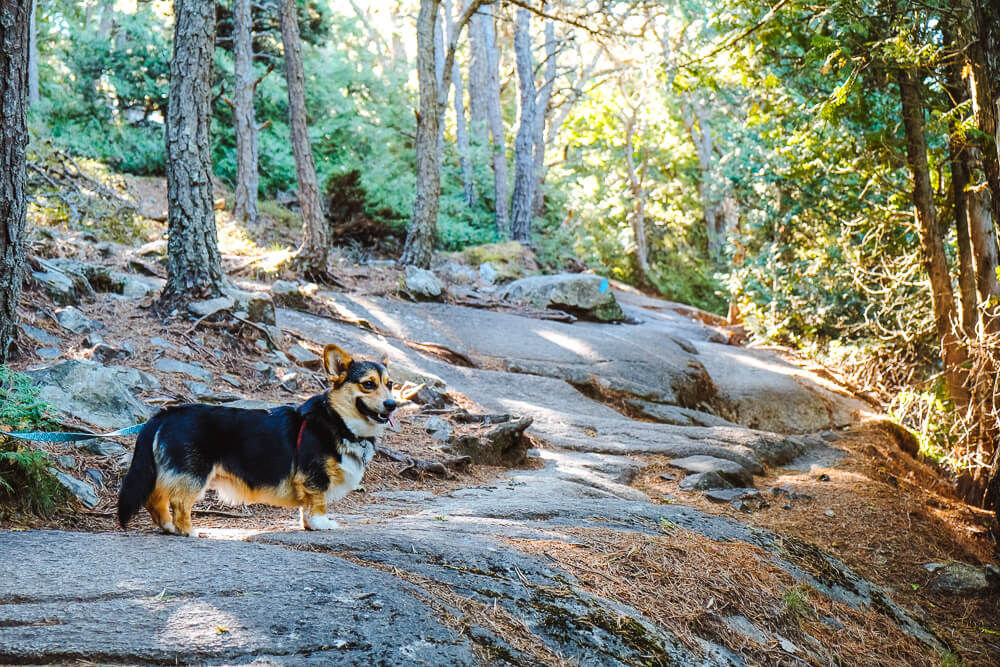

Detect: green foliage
781,584,812,621
0,368,67,517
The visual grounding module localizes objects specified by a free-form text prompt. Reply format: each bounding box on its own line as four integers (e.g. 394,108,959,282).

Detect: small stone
817,473,831,482
668,455,753,487
84,468,104,489
705,488,760,503
55,307,103,334
775,634,799,654
78,440,126,457
225,288,276,325
265,325,285,348
679,471,733,491
658,472,676,481
820,430,840,442
35,347,62,359
822,617,846,631
185,381,212,397
187,296,235,319
137,239,167,257
117,453,132,470
771,485,811,500
271,350,291,365
479,262,499,285
824,509,835,517
154,357,214,384
724,615,770,645
221,374,243,388
782,503,793,510
280,372,300,392
404,266,444,299
57,455,76,469
927,561,998,596
52,471,99,508
425,416,450,434
88,343,132,364
20,323,61,346
288,343,321,368
150,337,177,351
121,276,155,298
83,333,104,347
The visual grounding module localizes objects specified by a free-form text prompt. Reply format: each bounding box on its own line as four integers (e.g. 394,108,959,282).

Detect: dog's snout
383,399,397,413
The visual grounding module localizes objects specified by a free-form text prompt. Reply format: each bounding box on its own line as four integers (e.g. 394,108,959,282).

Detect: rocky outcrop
501,273,626,322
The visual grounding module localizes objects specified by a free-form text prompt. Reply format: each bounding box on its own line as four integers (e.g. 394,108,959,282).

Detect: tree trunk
481,7,508,236
966,0,1000,230
467,8,488,142
623,110,651,282
532,20,556,216
161,0,225,306
400,0,442,268
446,0,475,207
0,0,29,362
280,0,328,278
967,186,1000,312
232,0,258,227
509,8,536,243
682,98,722,254
99,0,113,38
434,3,446,162
897,68,968,403
27,0,38,107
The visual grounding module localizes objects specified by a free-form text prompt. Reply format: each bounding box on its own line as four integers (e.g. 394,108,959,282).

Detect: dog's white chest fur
325,439,371,502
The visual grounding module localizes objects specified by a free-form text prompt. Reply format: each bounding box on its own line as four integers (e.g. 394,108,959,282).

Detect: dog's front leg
301,502,339,530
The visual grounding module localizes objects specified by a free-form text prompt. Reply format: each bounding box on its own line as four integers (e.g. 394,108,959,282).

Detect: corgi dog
117,344,396,536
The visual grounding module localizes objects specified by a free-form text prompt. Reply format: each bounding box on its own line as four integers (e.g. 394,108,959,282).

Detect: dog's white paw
304,515,339,530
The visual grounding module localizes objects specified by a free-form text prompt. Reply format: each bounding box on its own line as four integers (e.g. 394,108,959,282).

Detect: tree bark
481,6,509,236
27,0,38,107
400,0,442,268
532,20,556,216
897,68,968,403
623,109,651,282
682,98,722,255
467,8,488,142
446,0,475,207
966,0,1000,231
967,186,1000,314
280,0,329,278
510,8,537,243
99,0,113,38
232,0,259,227
0,0,29,362
161,0,225,306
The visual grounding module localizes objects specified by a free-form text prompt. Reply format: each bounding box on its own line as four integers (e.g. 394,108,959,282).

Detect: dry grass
508,525,943,666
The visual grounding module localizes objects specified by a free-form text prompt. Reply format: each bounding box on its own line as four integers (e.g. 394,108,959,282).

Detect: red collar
296,420,307,452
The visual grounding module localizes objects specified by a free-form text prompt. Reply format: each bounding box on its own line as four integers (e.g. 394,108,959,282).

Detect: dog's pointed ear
380,353,390,369
323,344,353,384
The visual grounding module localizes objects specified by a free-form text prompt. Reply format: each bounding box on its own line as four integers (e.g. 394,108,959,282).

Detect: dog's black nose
383,399,397,412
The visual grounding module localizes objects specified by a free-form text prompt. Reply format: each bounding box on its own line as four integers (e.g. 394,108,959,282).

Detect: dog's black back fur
117,393,367,528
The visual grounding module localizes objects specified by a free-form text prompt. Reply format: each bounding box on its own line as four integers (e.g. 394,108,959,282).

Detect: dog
117,344,396,536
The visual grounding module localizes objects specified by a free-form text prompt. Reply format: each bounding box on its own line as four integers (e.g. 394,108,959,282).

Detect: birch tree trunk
446,0,475,207
280,0,329,278
481,6,509,236
898,68,968,403
0,0,29,361
400,0,442,268
161,0,225,306
232,0,259,226
531,20,556,216
27,0,38,107
509,8,537,243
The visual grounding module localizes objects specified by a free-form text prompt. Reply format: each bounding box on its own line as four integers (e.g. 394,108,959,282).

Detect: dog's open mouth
356,398,393,425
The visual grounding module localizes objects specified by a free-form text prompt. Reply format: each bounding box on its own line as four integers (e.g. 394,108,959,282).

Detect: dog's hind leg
146,485,177,534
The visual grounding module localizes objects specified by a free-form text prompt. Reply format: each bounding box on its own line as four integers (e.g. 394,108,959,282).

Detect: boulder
187,296,235,319
271,281,318,310
479,262,499,285
225,287,276,325
500,274,625,322
668,455,754,488
678,471,733,491
154,358,214,384
927,561,999,596
55,307,103,334
32,265,81,305
113,273,163,298
404,266,443,299
26,359,158,429
51,471,99,509
444,416,533,466
35,347,62,360
47,258,124,294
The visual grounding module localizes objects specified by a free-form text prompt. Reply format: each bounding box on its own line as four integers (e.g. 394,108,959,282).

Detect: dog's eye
386,381,393,391
362,380,376,390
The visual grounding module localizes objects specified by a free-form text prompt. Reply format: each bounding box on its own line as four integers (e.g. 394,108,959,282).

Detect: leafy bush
0,367,68,517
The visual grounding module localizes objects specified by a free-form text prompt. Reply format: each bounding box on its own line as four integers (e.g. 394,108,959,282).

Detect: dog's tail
117,415,162,529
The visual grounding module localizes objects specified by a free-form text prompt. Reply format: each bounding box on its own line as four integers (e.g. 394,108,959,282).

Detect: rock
775,634,800,654
270,280,318,309
627,400,738,428
444,417,533,466
84,468,104,489
32,264,84,305
446,241,537,280
817,473,831,482
115,273,162,299
822,616,846,631
187,296,235,319
824,510,835,518
271,350,291,365
184,381,212,398
479,262,499,285
668,455,753,488
279,373,300,392
662,494,676,502
154,358,213,384
658,472,676,481
137,239,167,257
413,386,449,409
250,361,276,384
404,266,443,299
83,333,104,347
57,455,76,469
116,453,132,470
26,360,158,429
500,273,626,322
19,323,60,346
678,471,733,491
52,471,99,509
771,485,812,501
55,307,103,334
220,374,243,388
78,440,127,457
287,343,321,368
724,615,769,645
87,343,132,364
424,416,450,433
150,337,176,351
225,287,276,325
35,347,62,359
731,496,769,513
927,562,998,596
47,258,123,294
820,430,840,442
704,488,760,503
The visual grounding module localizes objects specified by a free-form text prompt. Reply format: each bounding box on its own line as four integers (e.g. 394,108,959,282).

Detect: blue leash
3,422,146,443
